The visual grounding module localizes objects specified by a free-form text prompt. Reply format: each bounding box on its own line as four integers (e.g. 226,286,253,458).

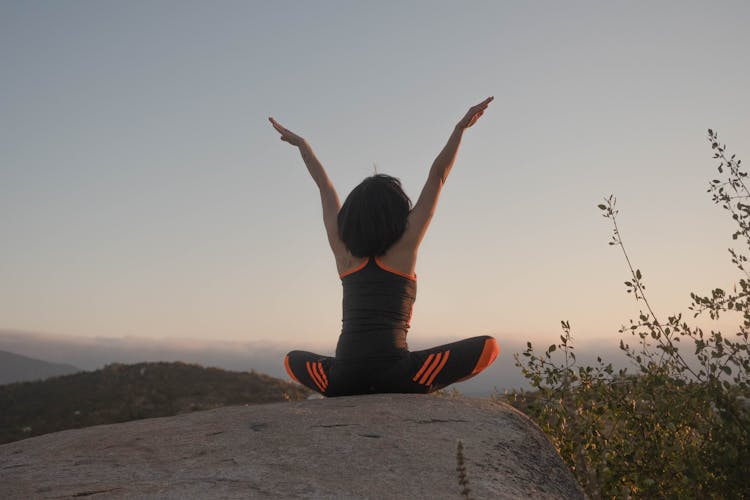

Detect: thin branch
608,208,700,380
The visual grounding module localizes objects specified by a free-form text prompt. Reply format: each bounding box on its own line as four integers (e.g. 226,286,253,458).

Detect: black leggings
284,335,498,397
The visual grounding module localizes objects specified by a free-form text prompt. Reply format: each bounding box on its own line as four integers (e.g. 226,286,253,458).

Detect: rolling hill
0,361,310,444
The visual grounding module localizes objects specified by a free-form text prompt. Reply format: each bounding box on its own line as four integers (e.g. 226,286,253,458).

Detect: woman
269,97,498,397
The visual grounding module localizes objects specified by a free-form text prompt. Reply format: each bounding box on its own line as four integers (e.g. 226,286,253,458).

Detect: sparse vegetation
511,131,750,498
0,361,310,444
456,439,471,500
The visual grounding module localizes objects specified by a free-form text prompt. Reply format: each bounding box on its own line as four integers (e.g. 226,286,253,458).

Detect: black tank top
335,257,417,360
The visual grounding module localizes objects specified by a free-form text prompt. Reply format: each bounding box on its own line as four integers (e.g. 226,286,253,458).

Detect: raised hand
457,96,494,130
269,117,306,147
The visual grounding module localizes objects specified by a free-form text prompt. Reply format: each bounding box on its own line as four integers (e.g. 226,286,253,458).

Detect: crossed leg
284,350,334,395
284,335,499,397
406,335,499,393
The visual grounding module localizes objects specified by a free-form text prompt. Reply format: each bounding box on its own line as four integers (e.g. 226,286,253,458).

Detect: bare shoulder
378,241,418,278
336,252,368,277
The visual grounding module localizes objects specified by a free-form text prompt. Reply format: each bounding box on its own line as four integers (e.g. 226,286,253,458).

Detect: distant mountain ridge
0,361,310,444
0,350,80,385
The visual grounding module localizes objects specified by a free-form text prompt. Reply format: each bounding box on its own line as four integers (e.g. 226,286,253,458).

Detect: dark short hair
337,174,412,257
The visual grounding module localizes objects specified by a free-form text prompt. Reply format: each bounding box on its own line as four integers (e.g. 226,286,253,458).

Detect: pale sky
2,1,749,356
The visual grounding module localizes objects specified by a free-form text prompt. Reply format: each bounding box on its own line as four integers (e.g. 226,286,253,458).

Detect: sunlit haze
2,2,749,372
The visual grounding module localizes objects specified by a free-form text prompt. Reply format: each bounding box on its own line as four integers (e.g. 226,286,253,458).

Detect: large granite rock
0,394,583,499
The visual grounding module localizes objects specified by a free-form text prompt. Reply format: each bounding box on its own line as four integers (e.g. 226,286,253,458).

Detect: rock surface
0,394,584,499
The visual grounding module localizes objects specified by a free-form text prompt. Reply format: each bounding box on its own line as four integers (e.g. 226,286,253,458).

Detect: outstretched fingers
269,117,288,136
268,117,304,146
461,96,494,129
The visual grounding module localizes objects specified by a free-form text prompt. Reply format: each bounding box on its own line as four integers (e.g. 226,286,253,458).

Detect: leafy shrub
511,131,750,498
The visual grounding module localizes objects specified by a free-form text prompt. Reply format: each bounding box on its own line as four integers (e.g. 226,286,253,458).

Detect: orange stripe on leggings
471,338,499,376
306,361,325,391
316,362,328,387
312,362,328,389
426,350,451,386
284,355,300,383
419,352,443,385
413,353,436,382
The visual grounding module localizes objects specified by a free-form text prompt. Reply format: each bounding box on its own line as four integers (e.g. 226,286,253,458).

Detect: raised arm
400,97,494,250
269,117,346,259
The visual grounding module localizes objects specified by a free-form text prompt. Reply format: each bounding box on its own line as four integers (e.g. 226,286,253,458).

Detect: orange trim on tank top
339,257,370,279
374,256,416,281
